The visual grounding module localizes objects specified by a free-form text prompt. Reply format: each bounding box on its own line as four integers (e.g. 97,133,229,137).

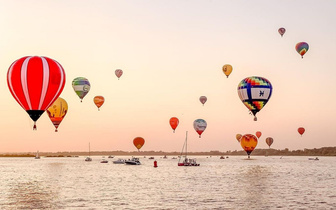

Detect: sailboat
178,131,200,166
35,151,40,159
85,142,92,161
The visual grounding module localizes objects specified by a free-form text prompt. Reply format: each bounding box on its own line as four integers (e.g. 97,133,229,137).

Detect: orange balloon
240,134,258,158
133,137,145,150
169,117,179,133
298,127,305,136
256,131,262,138
93,96,105,110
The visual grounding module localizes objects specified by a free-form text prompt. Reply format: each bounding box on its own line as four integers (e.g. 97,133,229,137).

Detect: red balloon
298,127,305,136
169,117,179,133
199,96,207,105
7,56,66,130
256,131,262,138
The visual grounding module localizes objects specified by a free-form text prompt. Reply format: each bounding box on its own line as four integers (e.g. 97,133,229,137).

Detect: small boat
113,158,125,164
178,131,200,166
220,156,225,159
108,155,114,158
149,157,155,159
100,159,108,163
308,157,319,161
35,151,40,159
125,157,141,165
163,155,167,159
85,142,92,162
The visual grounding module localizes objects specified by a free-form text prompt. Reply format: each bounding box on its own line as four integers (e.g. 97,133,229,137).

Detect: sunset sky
0,0,335,153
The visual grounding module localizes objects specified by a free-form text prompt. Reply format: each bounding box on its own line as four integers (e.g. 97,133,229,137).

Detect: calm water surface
0,156,335,209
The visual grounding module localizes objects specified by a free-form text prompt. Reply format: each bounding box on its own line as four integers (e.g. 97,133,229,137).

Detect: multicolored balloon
266,137,274,148
256,131,262,138
115,69,123,80
295,42,309,58
278,27,286,37
7,56,66,130
237,76,273,121
72,77,90,102
222,64,233,78
240,134,258,158
93,96,105,111
133,137,145,151
199,96,207,106
46,97,68,132
193,119,207,138
298,127,305,136
169,117,179,133
236,134,242,142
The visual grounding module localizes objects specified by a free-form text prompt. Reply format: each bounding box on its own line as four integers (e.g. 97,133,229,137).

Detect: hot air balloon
237,76,273,121
46,97,68,132
93,96,105,111
266,137,274,148
298,127,305,136
133,137,145,151
193,119,207,138
115,69,123,80
222,64,233,78
199,96,207,106
256,131,262,138
278,27,286,37
72,77,90,102
295,42,309,58
240,134,258,158
236,134,242,142
7,56,66,130
169,117,179,133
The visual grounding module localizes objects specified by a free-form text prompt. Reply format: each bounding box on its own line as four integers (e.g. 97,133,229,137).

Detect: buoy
154,160,158,168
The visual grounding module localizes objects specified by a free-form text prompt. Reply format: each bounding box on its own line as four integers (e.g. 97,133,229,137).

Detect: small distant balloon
256,131,262,138
240,134,258,158
47,97,68,132
236,134,242,142
298,127,305,136
266,137,274,148
133,137,145,151
278,27,286,37
199,96,207,106
222,64,233,78
169,117,179,133
295,42,309,58
72,77,90,102
115,69,123,80
93,96,105,111
193,119,207,138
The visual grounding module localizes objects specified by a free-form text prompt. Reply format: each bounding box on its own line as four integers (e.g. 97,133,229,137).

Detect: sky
0,0,336,153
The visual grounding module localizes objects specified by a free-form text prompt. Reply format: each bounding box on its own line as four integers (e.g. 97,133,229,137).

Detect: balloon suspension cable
33,122,37,130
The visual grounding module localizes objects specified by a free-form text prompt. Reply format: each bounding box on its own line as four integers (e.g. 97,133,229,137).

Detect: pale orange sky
0,0,335,153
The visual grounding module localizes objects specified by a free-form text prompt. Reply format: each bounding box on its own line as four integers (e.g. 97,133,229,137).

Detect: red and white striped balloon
7,56,66,130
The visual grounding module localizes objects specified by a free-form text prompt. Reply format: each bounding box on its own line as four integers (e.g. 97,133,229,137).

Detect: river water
0,156,335,209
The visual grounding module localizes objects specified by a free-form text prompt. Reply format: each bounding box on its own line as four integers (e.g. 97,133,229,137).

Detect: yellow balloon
236,134,242,142
46,97,68,132
222,64,233,78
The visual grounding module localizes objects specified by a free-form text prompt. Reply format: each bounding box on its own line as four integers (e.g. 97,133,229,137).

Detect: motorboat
100,159,108,163
125,157,141,165
35,151,40,159
178,131,200,166
308,157,319,161
163,155,167,159
113,158,125,164
85,142,92,162
220,156,225,159
149,157,154,159
108,155,114,158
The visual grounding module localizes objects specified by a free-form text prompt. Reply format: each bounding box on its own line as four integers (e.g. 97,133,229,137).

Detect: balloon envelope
278,27,286,37
193,119,207,138
298,127,305,136
115,69,123,79
256,131,262,138
295,42,309,58
240,134,258,157
47,97,68,132
222,64,233,78
236,134,242,142
94,96,105,110
199,96,207,105
7,56,66,130
72,77,90,102
266,137,274,148
237,76,273,121
133,137,145,150
169,117,179,133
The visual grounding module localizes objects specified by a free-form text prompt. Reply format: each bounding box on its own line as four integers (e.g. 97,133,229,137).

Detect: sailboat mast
186,131,188,157
89,142,91,157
